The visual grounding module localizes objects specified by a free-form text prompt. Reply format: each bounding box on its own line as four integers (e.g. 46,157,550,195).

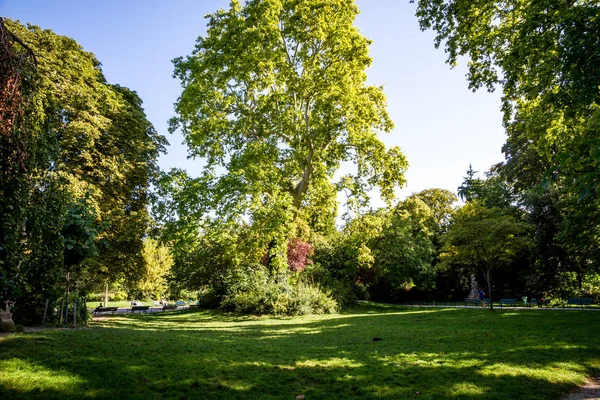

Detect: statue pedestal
0,310,15,332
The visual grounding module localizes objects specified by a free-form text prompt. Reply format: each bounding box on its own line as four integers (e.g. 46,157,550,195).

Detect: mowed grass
1,303,599,400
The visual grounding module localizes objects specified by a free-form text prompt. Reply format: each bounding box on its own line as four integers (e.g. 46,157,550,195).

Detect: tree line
1,0,598,322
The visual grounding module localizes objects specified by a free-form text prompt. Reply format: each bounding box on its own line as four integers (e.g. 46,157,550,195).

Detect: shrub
220,264,337,315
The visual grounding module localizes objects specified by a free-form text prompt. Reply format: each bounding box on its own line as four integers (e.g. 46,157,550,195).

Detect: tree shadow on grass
1,305,599,399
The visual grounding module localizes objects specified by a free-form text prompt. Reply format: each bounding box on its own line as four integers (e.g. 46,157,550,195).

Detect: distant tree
458,165,515,209
440,203,531,310
373,197,437,290
135,238,173,300
409,188,457,231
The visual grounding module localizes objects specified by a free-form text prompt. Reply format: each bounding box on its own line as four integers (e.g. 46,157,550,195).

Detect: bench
175,301,186,306
93,307,118,315
499,298,517,307
162,305,177,311
131,306,150,314
566,298,593,308
465,298,489,307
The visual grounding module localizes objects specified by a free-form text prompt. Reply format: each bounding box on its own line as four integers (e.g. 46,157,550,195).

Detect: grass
1,302,599,399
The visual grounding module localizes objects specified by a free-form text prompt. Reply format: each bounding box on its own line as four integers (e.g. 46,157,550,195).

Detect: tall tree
1,20,166,321
409,188,457,231
170,0,407,246
416,0,600,196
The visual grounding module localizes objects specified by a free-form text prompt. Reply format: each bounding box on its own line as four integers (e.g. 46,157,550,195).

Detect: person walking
478,288,487,308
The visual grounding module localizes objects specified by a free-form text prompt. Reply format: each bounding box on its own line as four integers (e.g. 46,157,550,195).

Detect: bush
304,262,358,308
196,287,221,309
220,264,337,315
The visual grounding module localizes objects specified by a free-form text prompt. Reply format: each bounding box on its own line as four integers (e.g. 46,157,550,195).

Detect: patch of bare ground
564,377,600,400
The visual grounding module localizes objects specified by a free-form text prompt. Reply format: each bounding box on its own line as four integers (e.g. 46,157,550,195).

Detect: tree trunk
485,268,494,311
65,270,70,323
105,281,109,307
42,298,49,325
59,298,64,324
292,153,313,209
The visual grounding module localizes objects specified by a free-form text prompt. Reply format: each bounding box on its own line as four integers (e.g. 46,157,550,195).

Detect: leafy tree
170,0,407,265
135,238,173,300
409,188,457,231
5,20,166,277
373,197,437,291
1,19,165,321
416,0,600,196
287,238,313,272
440,203,531,310
312,197,437,300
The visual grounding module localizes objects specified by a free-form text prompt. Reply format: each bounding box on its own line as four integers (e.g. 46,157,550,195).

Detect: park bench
465,298,489,307
131,306,150,314
162,305,177,311
93,307,118,315
499,298,517,308
175,301,186,306
565,298,593,309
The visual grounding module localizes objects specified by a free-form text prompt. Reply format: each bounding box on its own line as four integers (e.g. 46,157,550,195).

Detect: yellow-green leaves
172,0,407,239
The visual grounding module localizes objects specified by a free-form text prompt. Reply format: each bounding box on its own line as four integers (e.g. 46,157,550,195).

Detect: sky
0,0,506,207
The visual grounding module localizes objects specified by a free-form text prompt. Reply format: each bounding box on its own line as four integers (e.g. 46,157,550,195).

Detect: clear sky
0,0,505,206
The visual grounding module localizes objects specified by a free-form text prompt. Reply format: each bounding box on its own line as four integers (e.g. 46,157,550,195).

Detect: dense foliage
0,19,165,323
415,0,600,303
2,0,599,322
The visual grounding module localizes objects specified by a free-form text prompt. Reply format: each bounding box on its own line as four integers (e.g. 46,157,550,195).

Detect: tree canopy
0,19,166,322
170,0,407,229
416,0,600,196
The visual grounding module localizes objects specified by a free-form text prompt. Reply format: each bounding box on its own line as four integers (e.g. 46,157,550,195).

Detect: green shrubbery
220,264,337,315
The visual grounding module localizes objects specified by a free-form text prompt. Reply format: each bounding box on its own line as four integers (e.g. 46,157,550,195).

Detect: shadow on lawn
1,305,599,400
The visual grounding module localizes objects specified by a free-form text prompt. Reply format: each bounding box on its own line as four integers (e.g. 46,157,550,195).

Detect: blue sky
1,0,506,207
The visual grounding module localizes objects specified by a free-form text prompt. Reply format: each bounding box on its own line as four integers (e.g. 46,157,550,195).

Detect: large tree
416,0,600,195
1,20,165,321
170,0,407,239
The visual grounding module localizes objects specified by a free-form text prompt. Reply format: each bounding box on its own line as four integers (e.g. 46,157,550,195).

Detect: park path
563,377,600,400
398,303,600,311
92,305,191,315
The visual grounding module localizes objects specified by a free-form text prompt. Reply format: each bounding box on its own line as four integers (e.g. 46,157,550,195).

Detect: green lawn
1,303,599,399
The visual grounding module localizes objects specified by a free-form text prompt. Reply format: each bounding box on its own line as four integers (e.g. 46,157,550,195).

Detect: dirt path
564,377,600,400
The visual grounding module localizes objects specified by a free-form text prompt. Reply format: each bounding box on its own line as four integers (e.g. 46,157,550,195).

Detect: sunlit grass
1,302,599,399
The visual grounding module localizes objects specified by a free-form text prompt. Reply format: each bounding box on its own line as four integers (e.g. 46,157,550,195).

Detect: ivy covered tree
1,19,166,322
169,0,407,270
0,18,39,311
